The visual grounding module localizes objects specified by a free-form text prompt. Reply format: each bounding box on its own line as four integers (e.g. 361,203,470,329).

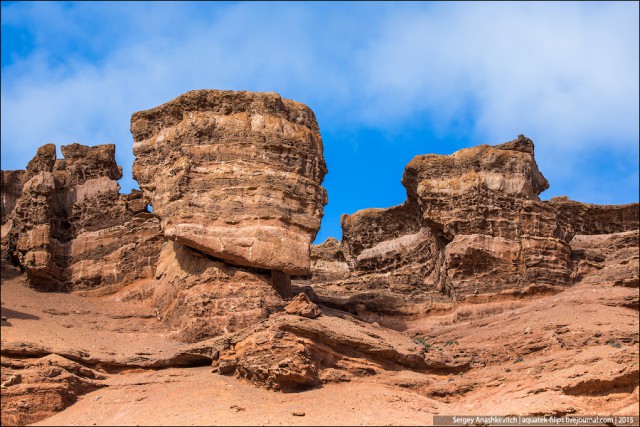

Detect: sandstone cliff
1,170,26,226
300,135,636,323
547,196,639,235
126,90,330,342
1,143,162,291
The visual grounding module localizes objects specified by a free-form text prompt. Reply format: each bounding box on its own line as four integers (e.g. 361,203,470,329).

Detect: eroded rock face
303,136,575,314
0,354,106,426
152,241,286,343
284,293,321,319
2,143,162,291
547,196,639,235
308,237,350,282
131,90,328,275
570,230,639,290
1,170,26,226
402,135,573,294
214,311,431,391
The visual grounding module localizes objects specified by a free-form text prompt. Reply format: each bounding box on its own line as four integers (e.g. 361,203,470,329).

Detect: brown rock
3,143,162,291
25,143,56,176
216,311,428,391
303,135,574,316
547,196,639,235
131,89,328,275
1,170,26,226
0,354,106,426
570,230,639,288
1,170,27,264
284,293,321,319
308,237,350,281
152,241,286,342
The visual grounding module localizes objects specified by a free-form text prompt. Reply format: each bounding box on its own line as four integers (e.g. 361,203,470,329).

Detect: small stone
292,411,305,417
284,293,321,319
1,374,22,387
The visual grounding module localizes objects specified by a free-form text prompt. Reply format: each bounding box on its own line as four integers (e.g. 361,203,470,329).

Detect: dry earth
2,260,637,425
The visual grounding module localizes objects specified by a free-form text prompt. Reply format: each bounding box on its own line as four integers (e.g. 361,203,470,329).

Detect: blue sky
2,1,638,243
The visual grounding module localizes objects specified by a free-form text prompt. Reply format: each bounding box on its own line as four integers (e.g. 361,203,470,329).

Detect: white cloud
362,2,638,146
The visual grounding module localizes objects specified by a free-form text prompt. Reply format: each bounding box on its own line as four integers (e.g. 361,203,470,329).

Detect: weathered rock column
131,90,328,340
131,90,328,279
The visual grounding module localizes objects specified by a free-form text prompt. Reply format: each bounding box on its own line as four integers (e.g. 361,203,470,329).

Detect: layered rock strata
1,170,26,226
213,311,438,391
402,135,574,293
152,241,286,343
547,196,639,235
131,90,328,276
127,90,329,341
0,354,106,426
302,136,581,319
1,143,162,291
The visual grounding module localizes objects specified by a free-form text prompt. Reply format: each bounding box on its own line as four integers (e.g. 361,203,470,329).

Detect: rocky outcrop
403,135,573,294
302,135,576,318
2,143,162,291
131,90,328,276
124,90,330,342
2,90,637,420
1,170,26,226
0,354,106,426
213,311,434,391
547,196,639,235
570,230,639,290
308,237,350,282
284,293,321,319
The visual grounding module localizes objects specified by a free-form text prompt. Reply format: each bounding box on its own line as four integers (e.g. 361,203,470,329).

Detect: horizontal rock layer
1,170,26,226
547,196,639,235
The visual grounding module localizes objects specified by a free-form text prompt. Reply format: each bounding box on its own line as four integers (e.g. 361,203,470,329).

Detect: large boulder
131,90,328,275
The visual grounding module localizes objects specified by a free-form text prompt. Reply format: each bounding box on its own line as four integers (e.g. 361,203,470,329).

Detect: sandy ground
33,368,441,426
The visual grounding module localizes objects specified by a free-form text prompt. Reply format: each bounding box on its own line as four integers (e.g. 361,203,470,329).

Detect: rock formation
1,170,25,226
1,143,162,291
125,90,330,342
0,354,106,426
403,136,573,294
131,90,328,276
214,310,431,391
1,90,638,425
152,241,286,342
547,196,639,235
300,136,611,321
